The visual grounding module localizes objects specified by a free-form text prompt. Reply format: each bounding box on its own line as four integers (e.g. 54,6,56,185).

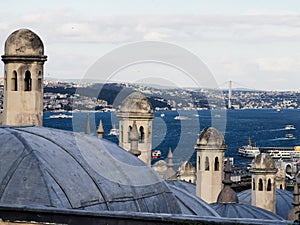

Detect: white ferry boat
261,146,300,159
152,150,161,159
238,137,260,158
285,133,294,139
108,124,119,136
49,113,73,119
285,125,295,130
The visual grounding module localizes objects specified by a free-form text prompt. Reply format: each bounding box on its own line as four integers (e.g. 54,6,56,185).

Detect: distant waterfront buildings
0,75,299,113
0,80,299,112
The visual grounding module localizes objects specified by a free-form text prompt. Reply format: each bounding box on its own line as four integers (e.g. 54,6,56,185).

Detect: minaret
164,147,176,181
250,153,277,213
1,29,47,126
167,148,173,168
84,114,90,134
228,80,232,109
195,127,227,203
288,182,300,222
97,120,104,138
117,92,154,165
216,159,238,203
129,121,141,157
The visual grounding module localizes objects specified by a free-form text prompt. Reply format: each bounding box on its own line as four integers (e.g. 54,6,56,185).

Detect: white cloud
1,8,300,90
256,57,300,72
0,23,9,30
2,9,300,44
143,31,169,41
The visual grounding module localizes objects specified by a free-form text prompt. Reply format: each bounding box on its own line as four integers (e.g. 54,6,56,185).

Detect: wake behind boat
238,137,260,158
49,113,73,119
174,115,189,120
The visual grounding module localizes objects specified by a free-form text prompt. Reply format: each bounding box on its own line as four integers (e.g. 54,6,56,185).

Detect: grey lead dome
0,126,181,214
4,29,44,56
238,188,293,219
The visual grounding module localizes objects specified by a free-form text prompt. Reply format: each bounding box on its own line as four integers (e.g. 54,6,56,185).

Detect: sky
1,0,300,90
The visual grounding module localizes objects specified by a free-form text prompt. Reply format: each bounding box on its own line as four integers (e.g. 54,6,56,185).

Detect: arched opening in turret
24,70,32,91
286,164,292,176
214,157,219,171
280,184,283,189
197,156,201,171
139,126,144,143
267,179,272,191
128,125,132,142
38,71,42,90
252,178,255,190
258,178,263,191
11,71,17,91
205,157,209,171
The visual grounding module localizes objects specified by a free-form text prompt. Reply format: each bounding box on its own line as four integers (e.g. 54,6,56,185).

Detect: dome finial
97,120,104,138
216,159,238,203
84,113,91,135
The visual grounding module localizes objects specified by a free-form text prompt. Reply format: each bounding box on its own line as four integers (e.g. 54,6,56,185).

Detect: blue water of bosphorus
43,109,300,168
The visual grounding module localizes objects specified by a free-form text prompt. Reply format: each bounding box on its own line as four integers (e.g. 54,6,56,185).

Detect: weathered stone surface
196,127,226,149
252,153,276,170
120,92,153,114
4,29,44,56
1,29,47,126
117,92,154,165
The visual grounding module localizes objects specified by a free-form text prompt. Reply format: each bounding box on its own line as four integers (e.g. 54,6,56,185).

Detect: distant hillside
44,83,171,109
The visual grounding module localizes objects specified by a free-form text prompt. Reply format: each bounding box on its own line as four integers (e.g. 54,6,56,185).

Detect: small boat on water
174,116,189,120
238,137,260,158
285,133,294,139
49,113,73,119
109,124,119,136
152,150,161,159
285,125,295,130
